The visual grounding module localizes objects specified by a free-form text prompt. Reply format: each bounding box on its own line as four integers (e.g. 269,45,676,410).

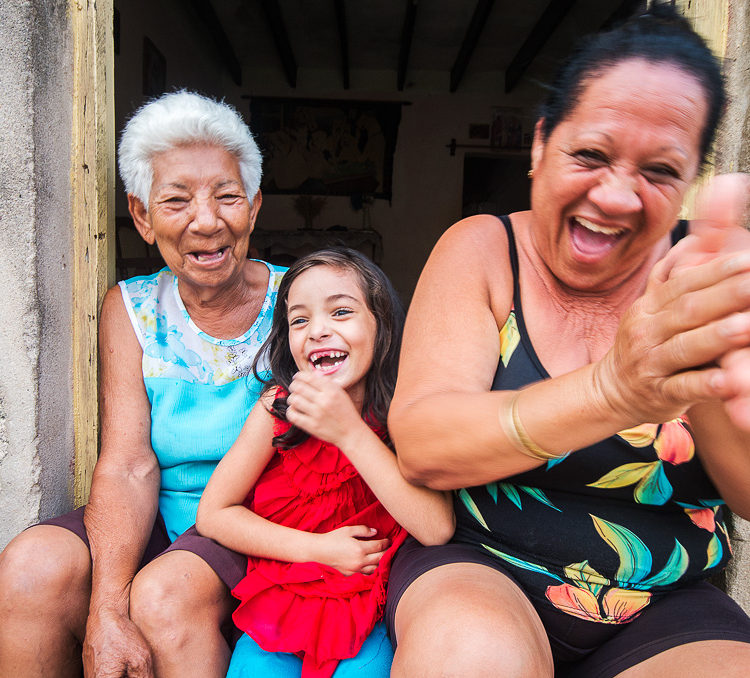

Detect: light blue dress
119,261,286,541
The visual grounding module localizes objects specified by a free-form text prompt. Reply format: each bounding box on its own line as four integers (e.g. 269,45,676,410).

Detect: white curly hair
118,90,262,209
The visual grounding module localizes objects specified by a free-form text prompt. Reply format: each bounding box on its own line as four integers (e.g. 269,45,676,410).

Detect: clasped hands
600,174,750,430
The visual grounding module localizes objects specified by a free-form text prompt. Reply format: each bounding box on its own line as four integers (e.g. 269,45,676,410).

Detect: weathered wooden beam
261,0,298,88
397,0,419,91
71,0,116,505
334,0,350,89
450,0,495,92
186,0,242,86
504,0,576,93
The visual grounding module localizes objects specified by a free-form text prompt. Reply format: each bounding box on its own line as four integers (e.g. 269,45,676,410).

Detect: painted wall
0,0,74,549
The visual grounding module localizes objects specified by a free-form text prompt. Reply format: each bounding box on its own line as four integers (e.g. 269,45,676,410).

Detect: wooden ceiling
185,0,647,94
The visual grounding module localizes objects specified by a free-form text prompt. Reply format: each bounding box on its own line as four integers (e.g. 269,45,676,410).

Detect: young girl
197,248,455,678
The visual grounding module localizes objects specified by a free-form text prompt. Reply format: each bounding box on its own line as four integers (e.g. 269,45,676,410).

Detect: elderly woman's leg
391,562,553,678
129,548,236,678
0,525,91,678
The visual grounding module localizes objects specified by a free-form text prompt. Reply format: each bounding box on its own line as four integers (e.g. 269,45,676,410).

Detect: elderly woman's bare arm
82,286,160,677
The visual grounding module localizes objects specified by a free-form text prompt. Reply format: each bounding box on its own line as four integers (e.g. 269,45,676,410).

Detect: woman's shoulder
117,267,172,308
420,213,517,321
438,213,510,248
246,258,287,293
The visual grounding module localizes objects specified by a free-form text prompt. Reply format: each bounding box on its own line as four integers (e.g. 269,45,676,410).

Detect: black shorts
41,506,247,644
385,538,750,677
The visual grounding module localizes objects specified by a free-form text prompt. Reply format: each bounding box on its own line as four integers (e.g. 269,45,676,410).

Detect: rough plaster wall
33,1,74,521
719,0,750,614
0,0,73,550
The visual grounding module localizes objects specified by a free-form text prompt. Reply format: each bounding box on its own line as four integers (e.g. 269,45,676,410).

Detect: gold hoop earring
527,169,534,178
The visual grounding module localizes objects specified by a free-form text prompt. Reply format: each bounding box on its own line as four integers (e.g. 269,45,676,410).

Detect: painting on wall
490,107,533,149
249,97,402,199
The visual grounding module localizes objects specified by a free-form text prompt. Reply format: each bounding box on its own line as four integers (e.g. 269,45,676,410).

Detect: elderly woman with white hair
0,91,285,677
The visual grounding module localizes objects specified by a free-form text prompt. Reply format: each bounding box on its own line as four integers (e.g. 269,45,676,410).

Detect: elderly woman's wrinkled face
130,144,260,292
529,59,708,292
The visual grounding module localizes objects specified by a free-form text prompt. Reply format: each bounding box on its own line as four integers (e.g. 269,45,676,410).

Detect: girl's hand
313,525,390,576
286,371,368,448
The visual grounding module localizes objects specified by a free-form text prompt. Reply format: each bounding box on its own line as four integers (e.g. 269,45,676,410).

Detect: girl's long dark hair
252,247,405,449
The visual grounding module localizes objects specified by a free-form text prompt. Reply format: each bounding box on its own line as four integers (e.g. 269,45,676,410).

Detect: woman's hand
598,174,750,427
313,525,390,576
286,371,369,448
83,605,153,678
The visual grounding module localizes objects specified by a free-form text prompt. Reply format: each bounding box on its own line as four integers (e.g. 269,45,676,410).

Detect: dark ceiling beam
450,0,495,93
600,0,648,30
186,0,242,86
397,0,419,91
504,0,576,93
333,0,350,89
261,0,298,88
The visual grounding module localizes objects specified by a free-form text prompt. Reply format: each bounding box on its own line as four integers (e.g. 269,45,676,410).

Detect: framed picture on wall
249,97,402,199
490,107,533,149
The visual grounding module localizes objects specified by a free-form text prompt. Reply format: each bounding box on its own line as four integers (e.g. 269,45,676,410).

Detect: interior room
113,0,645,303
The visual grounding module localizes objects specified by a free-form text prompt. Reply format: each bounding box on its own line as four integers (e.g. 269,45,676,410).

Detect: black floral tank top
453,215,731,625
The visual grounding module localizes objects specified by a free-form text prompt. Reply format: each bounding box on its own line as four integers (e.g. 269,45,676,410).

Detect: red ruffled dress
231,416,407,678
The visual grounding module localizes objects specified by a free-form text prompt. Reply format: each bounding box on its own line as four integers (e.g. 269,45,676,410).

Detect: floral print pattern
120,266,284,385
454,302,731,626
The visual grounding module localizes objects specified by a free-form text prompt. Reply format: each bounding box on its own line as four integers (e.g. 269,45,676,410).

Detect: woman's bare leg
391,562,553,678
616,640,750,678
129,549,235,678
0,525,91,678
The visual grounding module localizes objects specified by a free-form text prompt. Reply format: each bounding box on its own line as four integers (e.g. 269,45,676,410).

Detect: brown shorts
386,537,750,678
42,506,247,645
41,506,247,589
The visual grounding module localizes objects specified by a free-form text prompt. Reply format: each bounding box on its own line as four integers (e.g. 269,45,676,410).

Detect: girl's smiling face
286,265,377,408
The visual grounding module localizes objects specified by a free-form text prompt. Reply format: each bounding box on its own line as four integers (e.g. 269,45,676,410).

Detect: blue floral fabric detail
119,262,286,540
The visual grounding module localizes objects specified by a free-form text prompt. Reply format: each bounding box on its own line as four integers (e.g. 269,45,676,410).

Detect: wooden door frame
71,0,115,506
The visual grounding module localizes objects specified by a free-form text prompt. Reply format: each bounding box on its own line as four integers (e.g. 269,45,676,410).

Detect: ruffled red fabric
231,416,407,678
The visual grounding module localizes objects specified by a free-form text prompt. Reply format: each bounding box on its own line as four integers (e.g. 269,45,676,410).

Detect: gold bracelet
500,393,563,461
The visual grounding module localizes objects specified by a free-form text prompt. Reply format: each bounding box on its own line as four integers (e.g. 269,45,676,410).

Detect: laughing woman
386,6,750,678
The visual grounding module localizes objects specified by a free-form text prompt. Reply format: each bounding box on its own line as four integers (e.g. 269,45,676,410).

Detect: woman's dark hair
252,247,405,449
538,1,725,166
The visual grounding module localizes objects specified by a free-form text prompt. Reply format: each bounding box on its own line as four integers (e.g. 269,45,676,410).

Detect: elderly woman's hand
83,605,153,677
